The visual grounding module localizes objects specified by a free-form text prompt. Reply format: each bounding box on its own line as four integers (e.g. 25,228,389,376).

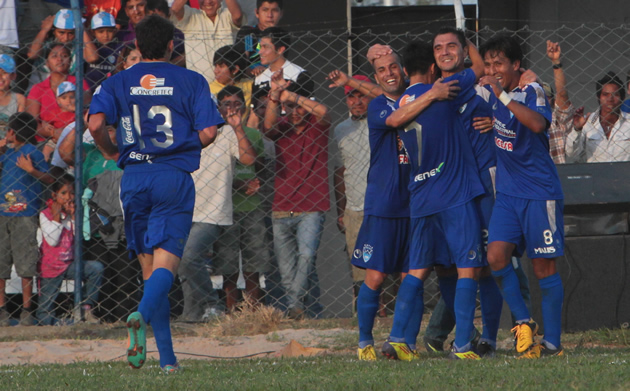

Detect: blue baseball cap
57,81,76,97
91,12,116,30
53,9,82,29
0,54,16,73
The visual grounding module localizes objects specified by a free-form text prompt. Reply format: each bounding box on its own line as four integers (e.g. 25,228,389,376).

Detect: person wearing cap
0,54,26,137
262,69,330,320
170,0,244,84
84,12,121,92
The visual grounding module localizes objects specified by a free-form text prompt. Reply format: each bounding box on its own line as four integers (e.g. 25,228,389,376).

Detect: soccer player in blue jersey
88,15,224,372
382,37,487,360
353,46,457,361
479,35,565,358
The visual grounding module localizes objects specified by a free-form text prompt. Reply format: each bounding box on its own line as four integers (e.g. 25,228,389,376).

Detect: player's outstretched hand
473,116,494,133
572,106,589,131
327,69,349,89
431,78,460,100
367,44,392,64
479,75,503,97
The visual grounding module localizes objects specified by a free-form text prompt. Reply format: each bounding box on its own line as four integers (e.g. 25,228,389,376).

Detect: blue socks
357,283,381,348
437,274,457,316
453,278,478,349
540,273,563,349
390,275,423,341
492,263,530,323
479,275,503,346
138,268,176,367
404,280,425,351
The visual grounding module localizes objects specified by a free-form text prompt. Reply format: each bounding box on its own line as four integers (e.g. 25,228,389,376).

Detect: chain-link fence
1,4,630,325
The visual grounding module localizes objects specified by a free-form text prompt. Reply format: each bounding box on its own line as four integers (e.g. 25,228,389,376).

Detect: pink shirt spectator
38,205,74,279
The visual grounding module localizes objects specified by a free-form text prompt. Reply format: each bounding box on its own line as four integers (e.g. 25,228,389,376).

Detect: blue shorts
488,193,564,259
120,163,195,258
410,201,485,270
476,167,496,258
351,215,409,274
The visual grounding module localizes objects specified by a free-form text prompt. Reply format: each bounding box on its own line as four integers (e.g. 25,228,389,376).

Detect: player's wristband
552,62,563,69
499,91,512,106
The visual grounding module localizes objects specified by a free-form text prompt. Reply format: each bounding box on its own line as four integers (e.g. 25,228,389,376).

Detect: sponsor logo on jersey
121,116,134,144
495,137,513,151
130,74,173,95
353,249,362,259
379,109,388,118
399,94,415,107
414,162,445,182
362,244,373,263
129,151,152,161
534,246,556,254
494,119,516,138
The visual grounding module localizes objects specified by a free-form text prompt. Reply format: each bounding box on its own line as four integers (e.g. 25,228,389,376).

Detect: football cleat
161,362,182,374
423,337,444,353
518,343,564,359
126,312,147,369
477,341,496,358
382,339,414,361
511,320,538,353
357,345,377,361
447,346,481,360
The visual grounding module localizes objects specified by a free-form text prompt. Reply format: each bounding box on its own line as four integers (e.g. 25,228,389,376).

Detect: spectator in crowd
215,85,269,311
0,55,26,136
254,27,313,98
170,0,244,84
25,43,91,153
179,86,256,322
621,69,630,113
84,12,121,92
544,40,576,164
263,71,330,319
0,112,53,327
566,71,630,163
36,174,104,325
236,0,284,76
211,45,253,119
111,44,142,75
27,9,81,87
145,0,186,67
84,0,123,22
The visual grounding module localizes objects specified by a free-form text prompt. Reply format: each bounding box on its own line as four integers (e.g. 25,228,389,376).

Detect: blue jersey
488,82,563,200
397,68,484,218
459,86,496,173
89,61,224,172
363,95,411,218
0,144,48,217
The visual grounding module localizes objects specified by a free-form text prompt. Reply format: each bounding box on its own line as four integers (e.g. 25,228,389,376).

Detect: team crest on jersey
130,74,173,96
362,244,373,263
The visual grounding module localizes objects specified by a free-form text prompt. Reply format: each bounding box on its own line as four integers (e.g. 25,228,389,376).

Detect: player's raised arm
466,38,484,81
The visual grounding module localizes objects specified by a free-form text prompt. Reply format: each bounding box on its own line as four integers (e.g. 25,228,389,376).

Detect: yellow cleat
411,349,420,360
511,320,538,353
448,348,482,360
382,339,414,361
358,345,377,361
518,343,564,359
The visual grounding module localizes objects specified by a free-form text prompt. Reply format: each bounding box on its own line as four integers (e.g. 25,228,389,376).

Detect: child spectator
0,112,53,327
84,12,121,92
36,174,104,326
40,81,77,162
0,54,26,138
211,45,253,120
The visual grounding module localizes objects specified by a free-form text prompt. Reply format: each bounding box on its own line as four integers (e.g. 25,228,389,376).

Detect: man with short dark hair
480,35,565,359
236,0,284,75
88,14,223,373
566,71,630,162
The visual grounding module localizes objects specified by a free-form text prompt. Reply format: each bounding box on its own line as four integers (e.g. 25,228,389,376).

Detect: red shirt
272,115,330,212
27,76,89,140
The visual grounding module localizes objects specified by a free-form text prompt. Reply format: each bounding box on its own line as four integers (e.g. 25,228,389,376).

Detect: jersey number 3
132,104,174,150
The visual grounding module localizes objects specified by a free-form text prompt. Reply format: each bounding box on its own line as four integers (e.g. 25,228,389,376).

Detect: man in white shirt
566,72,630,163
178,86,256,322
170,0,244,84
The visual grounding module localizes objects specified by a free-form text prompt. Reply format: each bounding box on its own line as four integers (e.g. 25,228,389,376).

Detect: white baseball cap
53,9,84,29
57,81,76,97
91,12,116,30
